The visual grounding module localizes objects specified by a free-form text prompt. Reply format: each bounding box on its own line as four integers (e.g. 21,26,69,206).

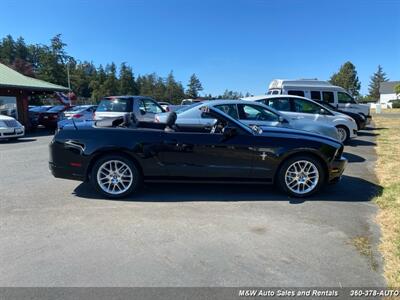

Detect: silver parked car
94,96,165,122
155,100,340,140
61,105,97,121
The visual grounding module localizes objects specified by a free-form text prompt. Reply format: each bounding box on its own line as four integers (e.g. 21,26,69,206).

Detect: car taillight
72,114,83,118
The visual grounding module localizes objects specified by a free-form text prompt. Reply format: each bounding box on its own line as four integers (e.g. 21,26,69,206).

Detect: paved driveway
0,128,385,287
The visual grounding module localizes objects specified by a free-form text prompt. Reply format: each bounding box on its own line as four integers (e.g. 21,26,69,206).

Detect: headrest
165,112,177,127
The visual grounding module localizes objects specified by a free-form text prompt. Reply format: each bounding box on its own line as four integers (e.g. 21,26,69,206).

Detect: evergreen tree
119,62,138,95
186,73,203,98
103,63,118,96
89,64,107,101
368,65,388,100
329,61,361,96
0,35,16,65
165,71,185,103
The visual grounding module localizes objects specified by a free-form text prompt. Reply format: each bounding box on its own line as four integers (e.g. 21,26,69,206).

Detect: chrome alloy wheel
96,160,133,195
337,127,347,143
284,160,319,195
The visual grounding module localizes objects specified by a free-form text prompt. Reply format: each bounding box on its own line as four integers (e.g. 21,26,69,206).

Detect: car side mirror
222,126,237,138
140,109,146,115
319,108,326,115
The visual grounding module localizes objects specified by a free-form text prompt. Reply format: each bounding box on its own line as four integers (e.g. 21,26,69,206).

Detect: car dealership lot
0,129,385,286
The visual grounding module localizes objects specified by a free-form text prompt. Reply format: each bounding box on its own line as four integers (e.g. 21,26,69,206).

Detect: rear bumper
49,162,85,181
328,156,347,183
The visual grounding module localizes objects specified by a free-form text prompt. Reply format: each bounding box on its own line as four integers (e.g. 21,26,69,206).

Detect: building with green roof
0,63,69,129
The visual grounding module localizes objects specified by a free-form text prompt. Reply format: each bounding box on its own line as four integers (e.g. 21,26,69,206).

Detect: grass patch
373,113,400,287
351,236,379,271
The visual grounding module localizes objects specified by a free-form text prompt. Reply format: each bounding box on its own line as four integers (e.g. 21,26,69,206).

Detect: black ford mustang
49,105,347,198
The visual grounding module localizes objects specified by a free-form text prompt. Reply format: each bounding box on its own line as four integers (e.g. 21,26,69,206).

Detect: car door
156,125,255,179
259,97,299,121
138,98,164,122
290,98,329,123
337,91,358,113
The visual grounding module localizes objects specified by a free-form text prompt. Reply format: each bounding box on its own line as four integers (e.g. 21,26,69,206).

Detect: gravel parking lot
0,128,385,287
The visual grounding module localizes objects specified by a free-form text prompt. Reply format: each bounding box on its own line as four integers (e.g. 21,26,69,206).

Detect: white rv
267,79,371,123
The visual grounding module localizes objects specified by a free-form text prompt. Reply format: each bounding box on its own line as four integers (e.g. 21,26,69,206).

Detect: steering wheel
255,113,264,121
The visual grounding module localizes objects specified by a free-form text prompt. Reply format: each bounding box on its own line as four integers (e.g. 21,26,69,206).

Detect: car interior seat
165,112,178,132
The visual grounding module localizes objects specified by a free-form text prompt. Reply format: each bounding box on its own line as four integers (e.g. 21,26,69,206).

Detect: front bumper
0,126,25,139
328,156,347,183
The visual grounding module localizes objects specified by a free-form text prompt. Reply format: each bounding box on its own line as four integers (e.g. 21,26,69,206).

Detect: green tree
368,65,388,100
102,63,118,96
119,62,138,95
36,34,69,86
165,71,185,103
395,84,400,97
89,64,107,101
186,73,203,98
0,35,16,65
329,61,361,97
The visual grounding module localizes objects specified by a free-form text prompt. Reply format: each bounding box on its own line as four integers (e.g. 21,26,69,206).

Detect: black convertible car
49,105,347,198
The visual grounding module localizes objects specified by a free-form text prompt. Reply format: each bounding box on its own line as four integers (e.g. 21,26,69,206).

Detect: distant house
379,81,400,108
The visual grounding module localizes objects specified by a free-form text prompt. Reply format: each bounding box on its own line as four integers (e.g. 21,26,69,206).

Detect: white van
267,79,371,123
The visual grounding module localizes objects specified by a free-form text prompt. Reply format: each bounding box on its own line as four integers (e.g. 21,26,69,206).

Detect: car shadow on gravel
347,139,376,147
343,152,366,163
73,174,382,204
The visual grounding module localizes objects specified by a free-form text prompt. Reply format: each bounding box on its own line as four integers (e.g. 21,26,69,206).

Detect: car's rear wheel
277,155,325,197
336,125,349,143
90,155,142,199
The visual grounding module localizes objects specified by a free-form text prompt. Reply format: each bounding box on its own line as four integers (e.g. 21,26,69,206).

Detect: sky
0,0,399,96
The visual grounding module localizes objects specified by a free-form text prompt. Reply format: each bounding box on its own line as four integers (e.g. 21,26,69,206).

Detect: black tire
336,125,350,143
277,155,325,198
90,154,142,199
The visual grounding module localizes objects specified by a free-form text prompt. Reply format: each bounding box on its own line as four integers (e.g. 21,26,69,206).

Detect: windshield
47,105,66,112
97,98,131,112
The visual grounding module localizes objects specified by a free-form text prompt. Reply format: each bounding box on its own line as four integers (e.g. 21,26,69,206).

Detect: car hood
0,115,16,121
258,125,341,144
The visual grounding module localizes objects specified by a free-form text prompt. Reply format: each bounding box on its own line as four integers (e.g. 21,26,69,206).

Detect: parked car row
50,102,347,199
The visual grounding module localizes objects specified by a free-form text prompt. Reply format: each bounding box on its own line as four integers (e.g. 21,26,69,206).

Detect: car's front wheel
90,155,142,199
277,155,325,197
336,125,350,143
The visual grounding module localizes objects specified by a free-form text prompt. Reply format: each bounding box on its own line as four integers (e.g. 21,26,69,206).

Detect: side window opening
140,99,163,114
310,91,321,101
214,104,239,119
264,98,291,112
238,104,279,122
338,92,356,104
322,91,335,103
288,90,305,97
293,99,322,114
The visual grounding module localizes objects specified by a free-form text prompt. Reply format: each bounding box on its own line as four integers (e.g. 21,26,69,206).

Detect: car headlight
0,121,6,128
